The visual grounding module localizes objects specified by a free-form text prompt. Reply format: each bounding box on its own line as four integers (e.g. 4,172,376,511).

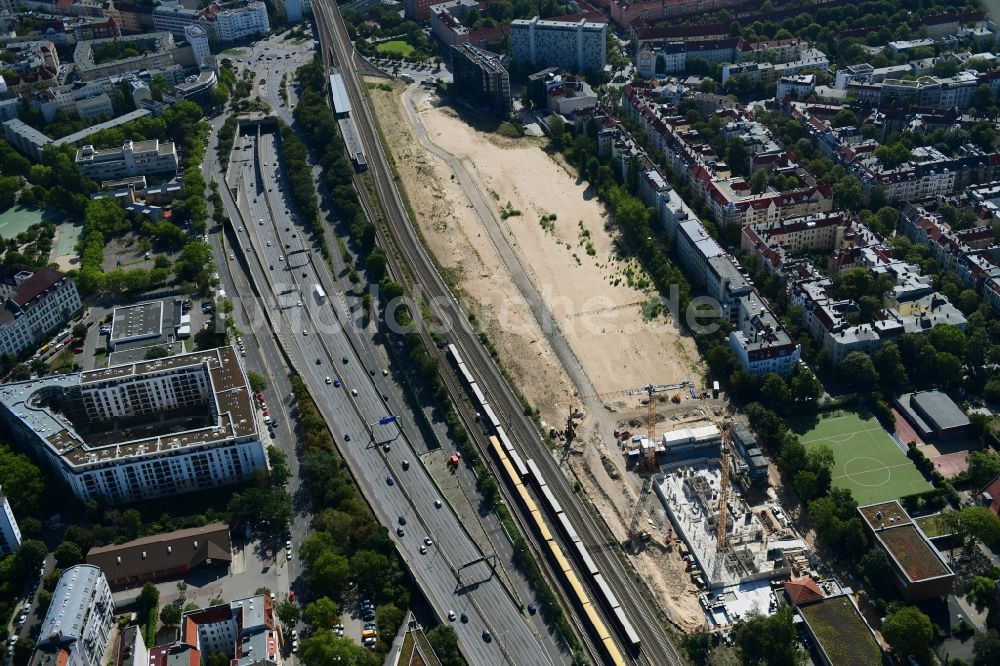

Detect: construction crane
717,426,732,552
575,381,693,467
627,477,652,550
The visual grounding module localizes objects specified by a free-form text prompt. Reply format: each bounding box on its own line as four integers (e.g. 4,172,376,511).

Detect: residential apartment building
0,347,267,504
596,122,792,375
621,82,832,228
0,486,21,556
152,2,201,39
144,594,278,665
0,268,82,358
73,32,177,81
511,16,607,72
720,48,829,88
75,140,179,181
404,0,437,21
450,43,511,117
741,212,967,363
209,1,269,42
29,565,115,666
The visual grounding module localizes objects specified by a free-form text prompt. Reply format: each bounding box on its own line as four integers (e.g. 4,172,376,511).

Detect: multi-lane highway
311,1,685,663
213,121,561,665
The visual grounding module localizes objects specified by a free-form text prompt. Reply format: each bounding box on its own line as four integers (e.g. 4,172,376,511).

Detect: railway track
312,3,684,664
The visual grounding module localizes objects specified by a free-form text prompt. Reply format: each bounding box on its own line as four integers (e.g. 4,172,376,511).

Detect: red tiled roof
785,576,825,605
984,474,1000,515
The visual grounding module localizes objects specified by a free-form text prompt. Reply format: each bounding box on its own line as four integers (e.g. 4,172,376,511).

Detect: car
386,475,394,486
297,300,302,307
402,460,409,470
269,265,274,270
342,357,348,364
286,539,291,548
383,442,391,452
351,389,358,396
8,635,17,645
238,226,243,232
259,219,264,225
241,350,247,357
448,610,456,621
344,433,351,442
229,254,234,260
18,615,26,625
398,516,406,526
285,243,291,249
460,613,468,624
291,629,298,638
423,537,433,546
382,369,389,376
303,329,308,336
369,368,376,376
419,545,426,554
292,233,297,238
291,640,298,653
527,603,537,615
285,226,290,231
286,551,292,560
279,255,284,262
315,358,321,365
302,272,307,277
396,527,404,537
482,630,492,643
434,499,442,509
333,378,341,387
266,240,271,247
325,376,332,384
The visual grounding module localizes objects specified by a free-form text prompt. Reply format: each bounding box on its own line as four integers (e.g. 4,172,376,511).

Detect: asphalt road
207,121,558,665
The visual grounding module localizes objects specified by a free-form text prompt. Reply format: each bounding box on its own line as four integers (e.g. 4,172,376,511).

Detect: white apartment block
75,139,179,181
0,347,267,504
0,486,21,556
511,17,607,72
211,1,269,42
185,24,211,67
0,268,82,358
29,565,115,666
154,1,268,43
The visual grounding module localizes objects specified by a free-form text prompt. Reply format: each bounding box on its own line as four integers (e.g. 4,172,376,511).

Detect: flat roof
858,501,952,582
910,390,970,432
797,595,882,666
329,74,351,116
110,301,163,342
0,347,258,471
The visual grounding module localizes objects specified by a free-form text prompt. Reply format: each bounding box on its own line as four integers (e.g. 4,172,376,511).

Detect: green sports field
790,411,932,505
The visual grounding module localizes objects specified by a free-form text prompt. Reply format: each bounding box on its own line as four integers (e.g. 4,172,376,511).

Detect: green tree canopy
881,606,933,659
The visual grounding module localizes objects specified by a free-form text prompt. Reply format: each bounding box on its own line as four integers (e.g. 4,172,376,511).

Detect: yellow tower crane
717,425,732,552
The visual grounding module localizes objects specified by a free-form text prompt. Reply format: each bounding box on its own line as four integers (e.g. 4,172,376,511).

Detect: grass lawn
915,513,951,538
791,410,932,505
376,40,415,57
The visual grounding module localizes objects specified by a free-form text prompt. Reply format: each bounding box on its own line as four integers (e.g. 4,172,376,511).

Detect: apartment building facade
0,268,82,358
75,139,179,181
29,565,115,666
511,17,607,72
451,43,512,116
0,486,21,556
0,347,267,504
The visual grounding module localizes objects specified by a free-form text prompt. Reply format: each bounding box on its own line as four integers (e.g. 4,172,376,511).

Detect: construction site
572,385,813,631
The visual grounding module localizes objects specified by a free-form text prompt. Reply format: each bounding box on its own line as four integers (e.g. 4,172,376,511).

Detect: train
448,344,641,661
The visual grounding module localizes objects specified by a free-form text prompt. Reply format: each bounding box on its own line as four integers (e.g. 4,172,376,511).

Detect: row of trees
292,59,373,255
287,374,409,665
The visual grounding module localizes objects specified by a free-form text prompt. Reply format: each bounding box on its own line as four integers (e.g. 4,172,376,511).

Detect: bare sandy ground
367,80,709,629
415,101,704,400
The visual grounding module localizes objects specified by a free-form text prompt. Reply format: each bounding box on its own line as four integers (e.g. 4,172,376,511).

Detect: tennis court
791,411,932,505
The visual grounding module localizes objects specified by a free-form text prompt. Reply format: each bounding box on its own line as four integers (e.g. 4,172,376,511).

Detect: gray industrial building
894,390,971,440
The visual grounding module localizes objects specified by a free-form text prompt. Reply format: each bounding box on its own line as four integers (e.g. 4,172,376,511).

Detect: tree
841,351,879,388
726,138,748,176
275,600,301,627
304,596,339,628
160,603,182,626
882,606,933,659
376,603,405,648
789,367,822,405
350,550,392,596
266,446,290,487
733,606,801,666
0,444,47,517
831,109,858,127
971,84,997,115
873,342,908,388
683,631,712,665
974,629,1000,666
53,541,82,567
426,625,463,666
968,450,1000,488
760,373,791,410
205,654,230,666
944,506,1000,548
247,371,267,393
749,169,768,195
967,576,996,609
299,630,375,666
138,582,160,611
144,346,169,360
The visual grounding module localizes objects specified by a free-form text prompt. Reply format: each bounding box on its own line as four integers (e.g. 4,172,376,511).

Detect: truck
314,284,326,303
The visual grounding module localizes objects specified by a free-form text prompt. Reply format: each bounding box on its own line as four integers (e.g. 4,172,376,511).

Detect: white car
325,376,332,384
351,389,358,396
448,610,456,621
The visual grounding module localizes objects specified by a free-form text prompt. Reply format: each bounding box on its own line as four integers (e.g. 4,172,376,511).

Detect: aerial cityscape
1,0,1000,665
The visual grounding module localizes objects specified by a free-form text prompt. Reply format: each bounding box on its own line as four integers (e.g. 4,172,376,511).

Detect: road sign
378,415,398,426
